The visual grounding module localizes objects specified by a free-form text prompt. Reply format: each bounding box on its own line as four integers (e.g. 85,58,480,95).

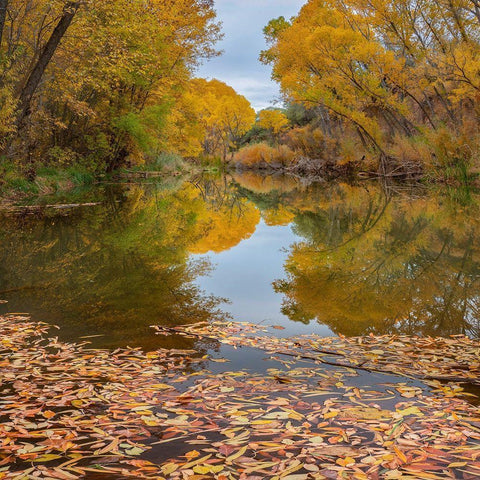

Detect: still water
1,172,479,350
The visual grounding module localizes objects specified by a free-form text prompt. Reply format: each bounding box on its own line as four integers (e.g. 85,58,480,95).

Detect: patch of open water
1,173,479,376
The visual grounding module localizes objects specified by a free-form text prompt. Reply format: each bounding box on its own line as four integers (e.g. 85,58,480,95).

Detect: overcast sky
197,0,305,112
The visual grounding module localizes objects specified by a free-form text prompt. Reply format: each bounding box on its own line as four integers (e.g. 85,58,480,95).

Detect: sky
194,220,334,338
197,0,306,112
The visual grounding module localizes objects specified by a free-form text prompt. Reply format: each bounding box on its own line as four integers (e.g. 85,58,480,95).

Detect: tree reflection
0,180,261,349
188,176,261,254
2,175,480,346
272,182,480,337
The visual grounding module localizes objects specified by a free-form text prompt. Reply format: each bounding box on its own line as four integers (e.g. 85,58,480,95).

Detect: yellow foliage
234,143,295,168
284,126,339,159
1,0,222,168
0,87,16,144
257,109,290,134
168,78,256,160
262,0,480,173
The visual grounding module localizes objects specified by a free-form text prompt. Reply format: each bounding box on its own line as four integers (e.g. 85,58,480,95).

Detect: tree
172,78,256,160
261,0,480,174
0,0,7,47
257,109,290,135
1,0,222,170
16,1,82,125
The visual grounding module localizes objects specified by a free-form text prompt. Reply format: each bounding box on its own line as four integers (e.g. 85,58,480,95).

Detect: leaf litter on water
0,315,479,479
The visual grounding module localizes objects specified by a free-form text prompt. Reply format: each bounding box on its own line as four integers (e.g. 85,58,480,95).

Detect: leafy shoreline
1,314,480,479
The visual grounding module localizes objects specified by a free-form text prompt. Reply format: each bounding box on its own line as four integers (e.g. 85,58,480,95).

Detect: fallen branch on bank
122,170,166,178
0,202,102,212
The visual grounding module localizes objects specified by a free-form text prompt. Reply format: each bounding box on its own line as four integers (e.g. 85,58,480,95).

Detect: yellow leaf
324,410,339,419
33,454,63,463
226,445,248,463
396,406,423,417
161,463,178,475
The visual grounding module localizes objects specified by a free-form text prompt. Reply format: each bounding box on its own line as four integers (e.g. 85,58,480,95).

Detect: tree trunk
0,0,7,48
16,1,81,126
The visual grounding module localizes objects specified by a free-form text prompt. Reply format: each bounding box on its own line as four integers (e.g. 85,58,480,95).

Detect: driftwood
122,170,166,178
0,202,102,212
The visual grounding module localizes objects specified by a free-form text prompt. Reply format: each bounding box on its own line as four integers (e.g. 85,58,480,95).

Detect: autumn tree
257,109,290,136
0,1,85,134
170,78,256,161
261,0,480,176
17,2,83,126
1,0,222,171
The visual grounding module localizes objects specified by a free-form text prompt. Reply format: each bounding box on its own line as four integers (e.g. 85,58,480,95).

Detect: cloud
197,0,305,111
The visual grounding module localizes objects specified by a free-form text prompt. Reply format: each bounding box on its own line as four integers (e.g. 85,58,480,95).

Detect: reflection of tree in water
3,175,480,348
188,175,261,254
231,171,300,196
271,182,480,338
0,180,261,350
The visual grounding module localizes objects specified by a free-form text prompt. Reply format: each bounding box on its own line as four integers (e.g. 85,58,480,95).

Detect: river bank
1,168,478,215
1,314,479,479
230,156,480,189
0,152,194,205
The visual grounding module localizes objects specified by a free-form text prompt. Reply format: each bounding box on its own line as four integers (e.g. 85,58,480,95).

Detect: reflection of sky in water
2,177,479,350
194,219,334,337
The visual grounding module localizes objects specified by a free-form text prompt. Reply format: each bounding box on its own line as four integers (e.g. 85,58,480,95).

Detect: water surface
1,173,479,351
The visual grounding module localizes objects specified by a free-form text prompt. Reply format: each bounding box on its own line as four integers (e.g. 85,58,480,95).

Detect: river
1,172,479,354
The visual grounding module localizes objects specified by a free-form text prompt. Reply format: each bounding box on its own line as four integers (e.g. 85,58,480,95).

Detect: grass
0,159,97,199
125,152,187,173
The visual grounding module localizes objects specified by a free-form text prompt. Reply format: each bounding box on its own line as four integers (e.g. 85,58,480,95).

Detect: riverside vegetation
3,0,480,195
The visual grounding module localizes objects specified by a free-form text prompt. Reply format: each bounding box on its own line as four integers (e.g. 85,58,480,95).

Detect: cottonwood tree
262,0,480,172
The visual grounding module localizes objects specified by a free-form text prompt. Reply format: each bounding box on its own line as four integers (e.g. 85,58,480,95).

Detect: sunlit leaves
1,0,222,167
169,78,256,159
257,109,290,135
261,0,480,161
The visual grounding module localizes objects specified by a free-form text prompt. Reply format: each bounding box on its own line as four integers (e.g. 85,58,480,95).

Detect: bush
284,125,338,159
127,152,188,174
234,142,295,169
388,135,430,176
